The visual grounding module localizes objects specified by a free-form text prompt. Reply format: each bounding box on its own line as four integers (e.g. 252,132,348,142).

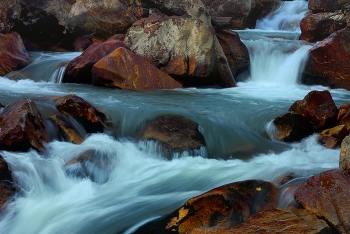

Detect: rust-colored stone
271,112,315,142
295,169,350,234
92,47,182,90
0,99,49,152
136,114,205,159
340,135,350,175
0,32,31,76
63,40,126,84
301,25,350,90
135,180,278,234
338,109,350,132
288,90,338,131
337,103,350,122
54,94,109,133
50,113,84,144
316,125,348,148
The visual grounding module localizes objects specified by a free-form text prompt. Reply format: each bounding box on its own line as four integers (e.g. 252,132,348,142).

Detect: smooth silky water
0,0,347,233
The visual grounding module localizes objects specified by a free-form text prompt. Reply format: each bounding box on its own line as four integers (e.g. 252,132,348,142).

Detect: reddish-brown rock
271,112,316,142
0,32,31,76
0,99,49,152
295,169,350,234
340,135,350,175
135,180,278,234
316,125,348,148
299,11,347,42
288,90,338,131
338,109,350,132
0,155,15,212
337,103,350,122
301,25,350,90
54,94,109,133
92,47,183,90
216,29,250,77
73,34,106,52
309,0,346,12
63,40,126,84
50,113,85,144
136,114,205,159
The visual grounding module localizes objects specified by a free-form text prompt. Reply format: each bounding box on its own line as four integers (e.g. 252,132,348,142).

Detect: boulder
294,169,350,234
340,135,350,175
288,90,338,131
53,94,109,133
189,208,331,234
308,0,347,13
271,112,315,142
301,25,350,90
0,0,21,33
124,12,236,87
135,180,278,234
338,109,350,132
73,33,106,52
62,40,126,84
0,32,31,76
316,125,348,148
299,11,347,42
50,113,85,144
136,114,205,159
216,30,250,77
201,0,280,29
0,99,49,152
91,47,183,90
0,155,15,212
337,103,350,122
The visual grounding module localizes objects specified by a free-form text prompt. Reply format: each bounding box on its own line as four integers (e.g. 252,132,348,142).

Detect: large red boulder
62,40,126,84
135,180,278,233
0,32,31,76
301,25,350,90
136,114,206,159
288,90,338,131
295,169,350,233
0,99,49,152
92,47,183,90
299,11,347,42
0,156,15,212
53,94,109,134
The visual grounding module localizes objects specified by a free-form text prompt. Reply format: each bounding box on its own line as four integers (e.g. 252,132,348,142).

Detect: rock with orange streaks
63,39,126,84
0,32,31,76
294,169,350,234
0,99,49,152
134,180,278,233
316,125,348,149
53,94,109,133
91,47,182,90
288,90,338,131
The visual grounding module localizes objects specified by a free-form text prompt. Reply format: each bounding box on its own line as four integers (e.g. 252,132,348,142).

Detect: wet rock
273,173,295,186
299,11,347,42
92,47,183,90
135,180,278,234
0,32,31,76
73,33,106,52
216,30,250,78
338,109,350,132
0,0,21,33
316,125,348,149
0,99,49,152
340,135,350,175
309,0,346,12
201,0,280,29
124,12,235,87
0,155,15,212
136,114,205,159
301,25,350,90
194,208,331,234
271,112,316,142
62,40,126,84
50,113,85,144
337,103,350,122
288,90,338,131
294,169,350,234
53,94,109,134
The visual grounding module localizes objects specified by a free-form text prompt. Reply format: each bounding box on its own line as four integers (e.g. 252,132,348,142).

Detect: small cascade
51,66,66,83
256,0,308,31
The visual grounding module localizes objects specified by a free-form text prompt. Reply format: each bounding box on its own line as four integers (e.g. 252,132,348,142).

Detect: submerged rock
136,114,206,159
0,32,31,76
0,99,49,152
295,169,350,234
50,113,85,144
62,40,126,84
92,47,183,90
135,180,278,233
53,94,109,134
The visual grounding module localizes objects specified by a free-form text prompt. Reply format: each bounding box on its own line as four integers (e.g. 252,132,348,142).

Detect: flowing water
0,0,347,233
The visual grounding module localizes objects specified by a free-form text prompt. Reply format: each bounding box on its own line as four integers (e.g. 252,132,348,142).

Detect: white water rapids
0,0,346,233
